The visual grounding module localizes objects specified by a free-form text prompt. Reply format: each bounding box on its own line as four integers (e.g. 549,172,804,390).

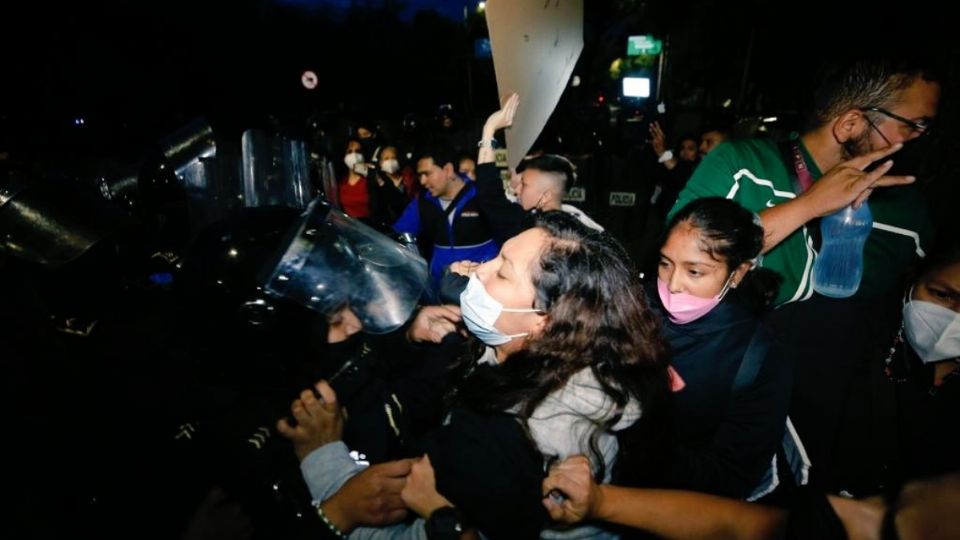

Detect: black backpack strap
733,325,772,394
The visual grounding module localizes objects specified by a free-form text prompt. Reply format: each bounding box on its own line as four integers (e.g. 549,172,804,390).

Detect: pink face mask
657,277,731,324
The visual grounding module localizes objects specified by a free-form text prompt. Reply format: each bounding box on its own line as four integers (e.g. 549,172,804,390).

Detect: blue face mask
459,273,541,346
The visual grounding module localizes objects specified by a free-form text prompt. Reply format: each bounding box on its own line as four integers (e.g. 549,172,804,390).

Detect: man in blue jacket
394,142,500,292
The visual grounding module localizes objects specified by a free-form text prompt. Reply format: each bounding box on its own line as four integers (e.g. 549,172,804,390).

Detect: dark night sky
1,0,956,181
276,0,468,20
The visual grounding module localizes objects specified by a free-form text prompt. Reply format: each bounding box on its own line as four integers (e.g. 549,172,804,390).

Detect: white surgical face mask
380,158,399,174
903,292,960,364
459,273,540,346
344,152,364,169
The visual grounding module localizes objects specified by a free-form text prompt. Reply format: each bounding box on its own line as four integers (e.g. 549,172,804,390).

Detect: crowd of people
248,55,955,540
2,53,957,540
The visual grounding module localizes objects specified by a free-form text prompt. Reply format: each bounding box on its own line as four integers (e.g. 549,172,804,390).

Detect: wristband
316,504,348,539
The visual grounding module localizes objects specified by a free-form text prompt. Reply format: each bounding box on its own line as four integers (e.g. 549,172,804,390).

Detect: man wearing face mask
885,243,960,482
669,56,942,492
472,94,604,245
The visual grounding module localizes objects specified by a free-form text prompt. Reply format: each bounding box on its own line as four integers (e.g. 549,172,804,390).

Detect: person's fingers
376,458,418,478
871,174,916,188
382,508,409,524
542,498,566,521
504,93,519,116
848,161,912,205
315,380,338,409
853,188,872,208
505,100,519,122
379,477,409,495
432,320,456,334
845,142,903,171
291,401,311,424
431,320,457,339
860,159,895,186
409,456,428,477
542,471,572,496
300,388,317,405
555,455,591,473
432,306,462,324
438,305,462,318
275,417,297,438
301,389,328,416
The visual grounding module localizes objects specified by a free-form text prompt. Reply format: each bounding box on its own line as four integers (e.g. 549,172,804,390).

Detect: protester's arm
758,144,911,253
478,93,518,165
650,121,679,170
474,93,525,242
543,455,787,540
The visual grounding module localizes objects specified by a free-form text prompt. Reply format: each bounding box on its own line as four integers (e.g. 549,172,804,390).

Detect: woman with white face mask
634,196,797,500
886,243,960,480
369,145,417,226
290,212,670,539
338,138,374,220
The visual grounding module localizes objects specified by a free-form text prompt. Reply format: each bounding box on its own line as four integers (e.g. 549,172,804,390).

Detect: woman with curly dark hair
286,211,671,539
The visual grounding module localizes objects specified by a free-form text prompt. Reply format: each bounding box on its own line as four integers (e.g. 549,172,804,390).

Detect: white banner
486,0,583,170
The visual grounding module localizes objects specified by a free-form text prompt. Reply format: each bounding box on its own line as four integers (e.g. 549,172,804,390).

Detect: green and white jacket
669,135,933,306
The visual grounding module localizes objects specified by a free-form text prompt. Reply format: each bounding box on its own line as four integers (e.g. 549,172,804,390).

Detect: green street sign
627,35,662,56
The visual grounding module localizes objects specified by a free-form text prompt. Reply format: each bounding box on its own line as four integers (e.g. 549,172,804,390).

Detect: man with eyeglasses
668,58,941,494
671,59,939,305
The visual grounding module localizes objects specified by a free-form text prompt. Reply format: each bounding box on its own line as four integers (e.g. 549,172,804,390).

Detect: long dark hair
452,211,670,479
666,197,783,309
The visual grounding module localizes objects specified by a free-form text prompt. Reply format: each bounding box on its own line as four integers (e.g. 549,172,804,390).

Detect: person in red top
339,138,372,219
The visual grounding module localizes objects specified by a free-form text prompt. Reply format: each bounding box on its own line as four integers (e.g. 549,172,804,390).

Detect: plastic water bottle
811,204,873,298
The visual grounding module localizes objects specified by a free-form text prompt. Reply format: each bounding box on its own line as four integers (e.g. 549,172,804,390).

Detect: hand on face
800,143,913,217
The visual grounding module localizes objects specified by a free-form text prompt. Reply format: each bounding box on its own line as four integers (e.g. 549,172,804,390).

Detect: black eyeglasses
860,107,932,136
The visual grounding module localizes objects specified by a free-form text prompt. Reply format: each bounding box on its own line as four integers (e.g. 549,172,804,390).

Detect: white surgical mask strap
500,307,542,314
717,272,735,300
